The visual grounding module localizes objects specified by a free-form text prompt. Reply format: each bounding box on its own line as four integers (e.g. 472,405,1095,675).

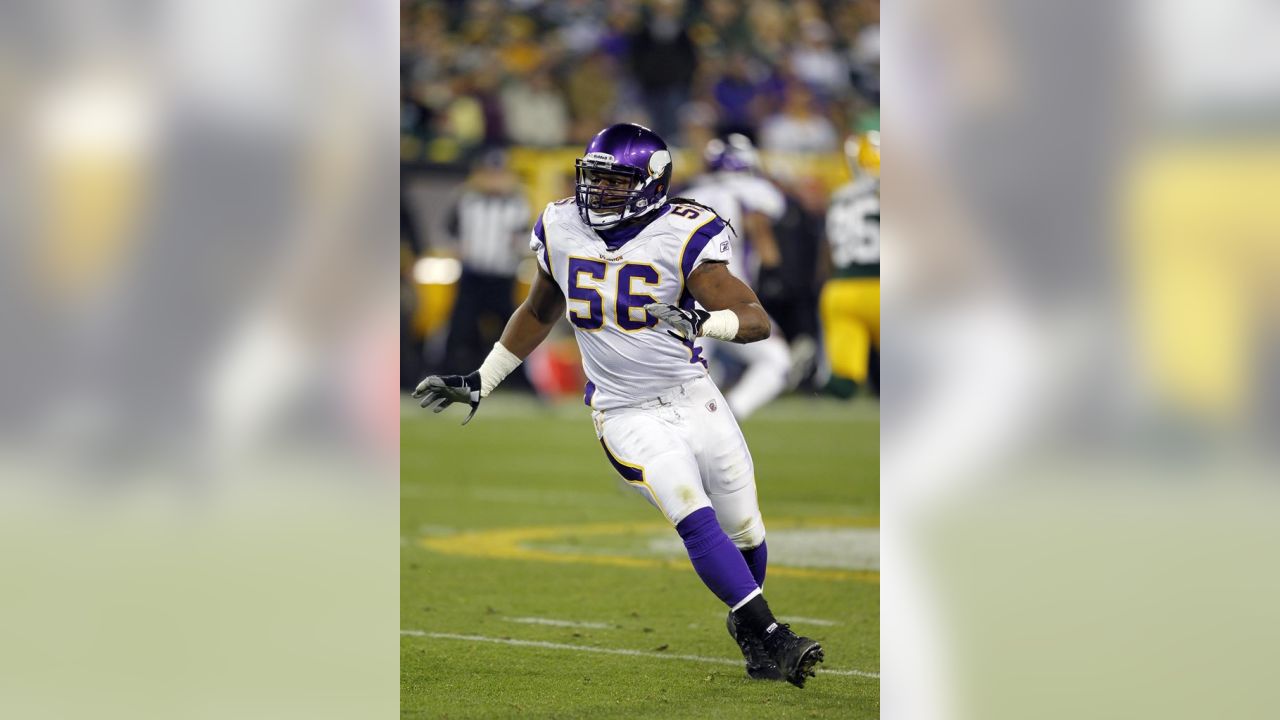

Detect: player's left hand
412,371,483,425
645,302,710,341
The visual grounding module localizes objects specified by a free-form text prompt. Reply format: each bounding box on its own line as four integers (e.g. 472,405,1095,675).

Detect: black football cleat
761,624,824,688
726,611,783,681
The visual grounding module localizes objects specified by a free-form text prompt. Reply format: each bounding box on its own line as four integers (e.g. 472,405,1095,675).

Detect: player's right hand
645,302,710,341
412,371,483,425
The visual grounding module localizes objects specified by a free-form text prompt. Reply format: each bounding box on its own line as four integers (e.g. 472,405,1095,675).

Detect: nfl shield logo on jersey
706,400,717,413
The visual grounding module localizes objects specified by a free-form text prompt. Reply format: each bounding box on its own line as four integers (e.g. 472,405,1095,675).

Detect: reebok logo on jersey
706,400,717,413
720,240,730,252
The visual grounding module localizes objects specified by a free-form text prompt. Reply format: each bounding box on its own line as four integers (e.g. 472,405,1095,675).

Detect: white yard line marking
503,616,612,629
401,630,879,679
712,612,842,627
780,616,841,627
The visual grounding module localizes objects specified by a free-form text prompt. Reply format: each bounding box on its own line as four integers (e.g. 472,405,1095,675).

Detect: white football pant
592,375,765,549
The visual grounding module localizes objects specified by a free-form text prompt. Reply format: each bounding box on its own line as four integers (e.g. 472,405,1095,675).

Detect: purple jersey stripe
599,439,643,483
663,215,721,370
677,216,726,311
675,218,719,370
533,211,551,274
682,338,708,368
679,216,727,282
583,380,596,406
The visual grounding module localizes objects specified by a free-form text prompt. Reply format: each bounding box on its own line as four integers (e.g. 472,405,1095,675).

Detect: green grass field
402,393,879,719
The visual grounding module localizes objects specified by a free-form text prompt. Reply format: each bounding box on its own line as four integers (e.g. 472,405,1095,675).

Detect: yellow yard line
419,517,880,584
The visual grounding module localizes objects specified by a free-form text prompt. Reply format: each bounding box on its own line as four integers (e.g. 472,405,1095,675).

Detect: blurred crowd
401,0,879,162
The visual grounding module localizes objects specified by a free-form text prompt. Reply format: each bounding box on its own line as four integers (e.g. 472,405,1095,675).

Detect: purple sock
741,540,767,588
675,507,760,607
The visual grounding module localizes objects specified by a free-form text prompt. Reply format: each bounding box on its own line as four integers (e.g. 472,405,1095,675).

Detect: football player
680,135,793,419
821,131,881,397
414,123,825,687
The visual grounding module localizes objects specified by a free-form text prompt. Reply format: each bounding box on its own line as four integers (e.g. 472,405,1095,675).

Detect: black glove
412,370,483,425
644,302,710,341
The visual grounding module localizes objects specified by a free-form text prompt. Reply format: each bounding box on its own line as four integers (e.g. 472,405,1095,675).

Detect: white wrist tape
700,309,740,341
477,342,523,398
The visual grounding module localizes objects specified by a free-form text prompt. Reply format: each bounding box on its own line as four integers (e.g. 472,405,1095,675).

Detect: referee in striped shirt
443,149,531,372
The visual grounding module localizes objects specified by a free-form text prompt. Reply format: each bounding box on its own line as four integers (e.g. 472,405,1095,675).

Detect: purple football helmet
703,133,760,173
575,123,673,229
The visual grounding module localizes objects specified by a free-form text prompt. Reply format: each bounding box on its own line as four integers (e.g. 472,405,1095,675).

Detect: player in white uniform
413,124,824,687
681,135,792,419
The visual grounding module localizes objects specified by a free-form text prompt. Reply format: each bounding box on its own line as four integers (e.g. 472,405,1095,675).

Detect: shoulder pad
542,197,576,222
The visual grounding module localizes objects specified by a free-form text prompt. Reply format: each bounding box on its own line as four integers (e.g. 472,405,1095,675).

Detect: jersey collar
594,203,673,251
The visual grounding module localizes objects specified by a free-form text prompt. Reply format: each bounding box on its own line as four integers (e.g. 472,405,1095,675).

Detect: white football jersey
682,173,785,285
530,198,734,410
